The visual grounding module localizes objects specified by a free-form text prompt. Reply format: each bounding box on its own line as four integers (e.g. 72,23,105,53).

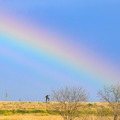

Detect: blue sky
1,0,120,63
0,0,120,101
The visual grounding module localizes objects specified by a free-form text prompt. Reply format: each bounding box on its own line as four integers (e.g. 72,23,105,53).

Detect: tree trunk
113,113,118,120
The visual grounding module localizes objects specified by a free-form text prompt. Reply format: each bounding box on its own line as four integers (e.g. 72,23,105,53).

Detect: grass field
0,102,109,110
0,114,62,120
0,102,116,120
0,115,115,120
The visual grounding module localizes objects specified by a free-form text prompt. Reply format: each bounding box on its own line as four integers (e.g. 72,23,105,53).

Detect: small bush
87,103,94,107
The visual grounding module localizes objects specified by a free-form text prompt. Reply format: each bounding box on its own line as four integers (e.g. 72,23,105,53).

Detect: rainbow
0,13,119,86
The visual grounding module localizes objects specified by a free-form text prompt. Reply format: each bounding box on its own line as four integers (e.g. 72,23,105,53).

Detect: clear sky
0,0,120,101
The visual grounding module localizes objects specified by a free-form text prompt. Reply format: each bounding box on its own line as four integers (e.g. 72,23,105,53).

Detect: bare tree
51,86,88,120
98,84,120,120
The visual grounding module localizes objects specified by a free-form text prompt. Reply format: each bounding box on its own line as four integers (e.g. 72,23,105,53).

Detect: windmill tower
5,92,8,101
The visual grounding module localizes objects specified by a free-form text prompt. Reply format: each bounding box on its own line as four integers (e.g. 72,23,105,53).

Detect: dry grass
0,102,115,120
0,102,109,110
0,114,62,120
0,115,116,120
0,102,48,110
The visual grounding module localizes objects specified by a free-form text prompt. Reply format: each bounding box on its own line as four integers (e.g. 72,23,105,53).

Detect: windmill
5,92,8,101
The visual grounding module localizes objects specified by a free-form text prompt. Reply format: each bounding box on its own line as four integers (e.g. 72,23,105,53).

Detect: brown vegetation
0,102,117,120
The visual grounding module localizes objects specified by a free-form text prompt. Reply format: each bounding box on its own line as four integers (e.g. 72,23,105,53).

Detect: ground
0,102,115,120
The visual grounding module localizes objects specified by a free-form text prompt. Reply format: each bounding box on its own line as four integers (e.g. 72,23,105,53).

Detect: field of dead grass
0,102,48,110
0,115,116,120
0,114,62,120
0,102,115,120
0,102,109,110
